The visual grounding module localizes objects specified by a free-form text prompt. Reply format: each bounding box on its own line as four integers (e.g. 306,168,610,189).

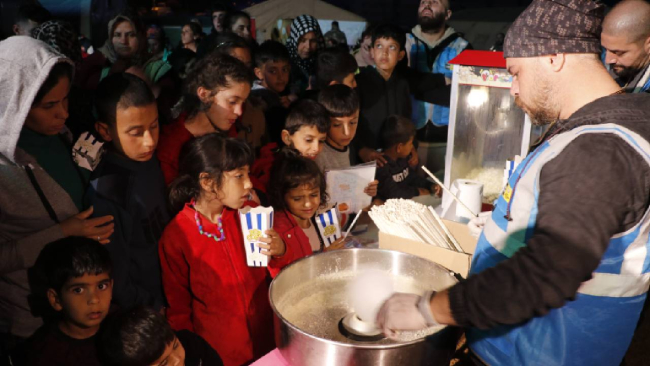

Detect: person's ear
199,172,215,193
47,289,63,312
95,122,113,142
548,53,566,73
398,49,406,62
12,24,20,35
281,129,292,146
197,86,213,103
445,9,452,22
644,36,650,55
370,46,376,61
254,67,264,80
329,80,339,86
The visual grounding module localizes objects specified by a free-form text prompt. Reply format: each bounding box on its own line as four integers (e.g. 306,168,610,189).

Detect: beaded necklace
191,199,225,242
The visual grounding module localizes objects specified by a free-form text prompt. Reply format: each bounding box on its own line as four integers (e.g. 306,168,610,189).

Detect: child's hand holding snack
258,229,287,257
324,237,347,252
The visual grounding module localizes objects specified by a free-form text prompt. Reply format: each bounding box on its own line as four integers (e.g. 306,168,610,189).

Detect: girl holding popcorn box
268,151,347,277
159,134,289,366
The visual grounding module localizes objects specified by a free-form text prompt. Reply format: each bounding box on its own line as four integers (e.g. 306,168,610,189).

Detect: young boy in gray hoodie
0,36,113,351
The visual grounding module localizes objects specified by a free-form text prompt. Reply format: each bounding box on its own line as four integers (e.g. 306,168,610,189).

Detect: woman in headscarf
286,15,325,95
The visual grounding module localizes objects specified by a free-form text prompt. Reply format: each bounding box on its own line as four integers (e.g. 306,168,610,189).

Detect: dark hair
183,22,203,42
381,115,416,149
33,62,73,106
196,32,250,60
101,306,175,366
167,48,196,79
177,53,252,119
255,40,290,68
372,23,406,51
210,2,230,14
268,150,328,212
34,237,112,295
317,84,359,118
16,4,51,24
284,99,331,135
223,11,251,33
315,48,358,90
169,134,254,212
94,73,156,127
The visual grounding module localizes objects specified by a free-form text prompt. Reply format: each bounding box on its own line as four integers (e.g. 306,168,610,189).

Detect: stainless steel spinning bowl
269,248,458,366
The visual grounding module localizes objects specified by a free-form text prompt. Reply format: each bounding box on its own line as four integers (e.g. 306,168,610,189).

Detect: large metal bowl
269,248,459,366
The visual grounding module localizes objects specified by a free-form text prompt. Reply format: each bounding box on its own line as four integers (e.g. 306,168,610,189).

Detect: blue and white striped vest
468,124,650,365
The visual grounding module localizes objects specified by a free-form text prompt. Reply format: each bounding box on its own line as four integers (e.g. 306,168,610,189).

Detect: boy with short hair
102,306,223,366
376,115,440,201
355,23,413,165
251,40,292,144
315,47,359,91
316,84,378,197
13,237,112,366
87,73,169,311
251,99,330,193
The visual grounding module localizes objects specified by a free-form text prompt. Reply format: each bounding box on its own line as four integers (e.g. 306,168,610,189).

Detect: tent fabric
244,0,365,43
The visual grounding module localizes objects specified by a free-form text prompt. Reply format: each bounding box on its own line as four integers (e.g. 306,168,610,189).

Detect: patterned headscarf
504,0,605,58
31,20,82,65
287,15,325,76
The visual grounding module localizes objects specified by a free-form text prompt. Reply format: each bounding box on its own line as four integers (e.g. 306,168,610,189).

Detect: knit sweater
159,203,277,366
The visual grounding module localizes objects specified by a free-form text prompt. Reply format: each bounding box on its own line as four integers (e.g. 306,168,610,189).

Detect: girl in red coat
159,134,288,366
267,151,346,278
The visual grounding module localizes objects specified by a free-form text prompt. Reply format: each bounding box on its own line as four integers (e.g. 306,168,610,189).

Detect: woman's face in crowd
181,25,197,45
112,21,139,59
205,80,251,132
212,11,226,32
297,31,318,59
25,76,70,136
232,17,251,40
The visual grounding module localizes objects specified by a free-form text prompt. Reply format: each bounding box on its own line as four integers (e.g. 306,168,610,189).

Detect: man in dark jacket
378,1,650,365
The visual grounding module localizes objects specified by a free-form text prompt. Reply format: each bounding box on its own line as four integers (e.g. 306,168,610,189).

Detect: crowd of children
0,10,444,365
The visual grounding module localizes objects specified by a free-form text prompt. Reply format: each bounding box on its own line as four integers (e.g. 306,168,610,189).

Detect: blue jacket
406,26,469,128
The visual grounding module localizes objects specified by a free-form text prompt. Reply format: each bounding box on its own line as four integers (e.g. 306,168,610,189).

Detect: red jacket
268,210,314,278
250,143,278,193
159,203,279,366
158,115,241,186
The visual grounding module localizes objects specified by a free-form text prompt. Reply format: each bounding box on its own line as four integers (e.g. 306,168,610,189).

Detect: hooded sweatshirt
0,36,79,338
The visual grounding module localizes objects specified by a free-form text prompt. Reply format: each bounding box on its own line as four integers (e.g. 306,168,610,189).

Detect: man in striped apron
377,1,650,365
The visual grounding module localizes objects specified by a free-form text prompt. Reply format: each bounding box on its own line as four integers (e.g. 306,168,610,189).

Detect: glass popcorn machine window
444,51,537,208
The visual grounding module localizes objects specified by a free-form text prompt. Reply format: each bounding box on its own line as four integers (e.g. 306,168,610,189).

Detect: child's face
48,272,112,335
371,38,405,74
100,103,159,162
285,183,321,222
397,136,415,158
150,335,186,366
210,166,252,210
255,60,290,94
282,126,327,159
205,81,251,132
327,110,359,149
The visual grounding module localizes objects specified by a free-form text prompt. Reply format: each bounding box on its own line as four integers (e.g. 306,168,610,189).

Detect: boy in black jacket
376,115,440,201
355,24,413,165
86,73,169,311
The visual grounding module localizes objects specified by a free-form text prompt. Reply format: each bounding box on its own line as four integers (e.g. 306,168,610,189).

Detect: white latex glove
468,211,492,238
376,291,437,339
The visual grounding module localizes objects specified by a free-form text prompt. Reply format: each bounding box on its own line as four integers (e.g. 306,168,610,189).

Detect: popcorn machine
442,50,543,211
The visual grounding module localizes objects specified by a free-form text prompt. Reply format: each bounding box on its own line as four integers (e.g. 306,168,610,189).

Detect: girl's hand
364,180,379,197
258,229,287,257
324,237,347,252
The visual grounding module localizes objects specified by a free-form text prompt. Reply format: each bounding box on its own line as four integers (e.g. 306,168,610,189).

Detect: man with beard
377,1,650,365
601,0,650,93
405,0,469,142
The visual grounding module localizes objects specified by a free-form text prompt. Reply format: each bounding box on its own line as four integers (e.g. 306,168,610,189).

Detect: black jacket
376,156,432,201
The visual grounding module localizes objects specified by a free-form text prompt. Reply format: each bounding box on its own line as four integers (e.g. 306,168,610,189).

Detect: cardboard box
379,219,478,278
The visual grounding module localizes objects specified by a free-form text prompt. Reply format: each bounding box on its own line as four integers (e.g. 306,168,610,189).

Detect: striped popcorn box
315,208,341,248
239,206,274,267
72,132,105,171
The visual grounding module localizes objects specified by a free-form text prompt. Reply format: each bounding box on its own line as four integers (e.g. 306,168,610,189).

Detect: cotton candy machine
269,249,459,366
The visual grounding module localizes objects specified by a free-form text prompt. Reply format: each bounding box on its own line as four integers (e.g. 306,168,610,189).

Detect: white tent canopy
244,0,366,45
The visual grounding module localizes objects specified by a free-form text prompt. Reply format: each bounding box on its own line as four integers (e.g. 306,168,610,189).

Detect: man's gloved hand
376,291,437,339
468,211,492,238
